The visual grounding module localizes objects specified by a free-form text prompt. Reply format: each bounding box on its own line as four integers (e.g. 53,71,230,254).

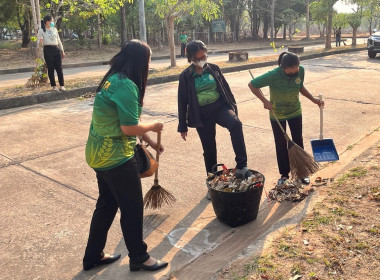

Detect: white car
367,30,380,58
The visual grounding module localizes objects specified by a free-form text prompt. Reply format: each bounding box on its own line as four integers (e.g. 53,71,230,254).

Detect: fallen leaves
268,179,314,202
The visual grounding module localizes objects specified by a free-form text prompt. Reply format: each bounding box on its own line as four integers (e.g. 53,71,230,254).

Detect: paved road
0,50,379,280
0,39,360,89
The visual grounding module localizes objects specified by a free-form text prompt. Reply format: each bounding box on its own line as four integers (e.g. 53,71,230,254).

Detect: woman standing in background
37,15,66,92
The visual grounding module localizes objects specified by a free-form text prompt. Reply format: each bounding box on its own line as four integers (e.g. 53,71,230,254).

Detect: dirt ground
216,144,380,280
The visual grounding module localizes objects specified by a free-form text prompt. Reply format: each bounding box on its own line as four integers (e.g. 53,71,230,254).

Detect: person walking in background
178,40,252,199
83,40,168,273
248,52,324,186
37,15,66,92
336,27,342,47
179,31,188,58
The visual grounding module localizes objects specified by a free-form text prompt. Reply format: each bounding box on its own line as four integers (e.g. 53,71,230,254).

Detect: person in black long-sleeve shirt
177,41,252,199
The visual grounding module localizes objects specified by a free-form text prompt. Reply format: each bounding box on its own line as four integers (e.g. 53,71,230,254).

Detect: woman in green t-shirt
248,52,324,185
83,40,168,272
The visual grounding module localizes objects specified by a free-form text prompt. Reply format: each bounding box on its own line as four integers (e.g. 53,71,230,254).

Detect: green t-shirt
85,73,142,171
193,68,220,106
180,34,188,43
250,66,305,120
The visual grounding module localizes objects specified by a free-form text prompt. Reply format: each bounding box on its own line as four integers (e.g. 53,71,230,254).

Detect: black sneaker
301,177,310,185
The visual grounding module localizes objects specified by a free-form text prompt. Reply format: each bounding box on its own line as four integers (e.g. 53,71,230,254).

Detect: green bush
102,34,111,45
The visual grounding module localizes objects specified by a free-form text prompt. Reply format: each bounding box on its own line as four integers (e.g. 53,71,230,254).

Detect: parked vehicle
367,29,380,58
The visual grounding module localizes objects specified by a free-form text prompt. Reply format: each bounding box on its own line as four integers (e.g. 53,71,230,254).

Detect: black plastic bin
207,165,265,228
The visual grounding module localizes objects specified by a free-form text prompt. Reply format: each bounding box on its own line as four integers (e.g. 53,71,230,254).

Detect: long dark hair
96,39,151,106
278,52,300,69
41,15,52,32
186,40,207,63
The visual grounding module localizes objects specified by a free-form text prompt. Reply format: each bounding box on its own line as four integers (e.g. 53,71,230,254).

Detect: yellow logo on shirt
295,77,301,84
103,81,111,90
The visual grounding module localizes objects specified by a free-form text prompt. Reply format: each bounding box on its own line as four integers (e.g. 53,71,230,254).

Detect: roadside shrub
102,34,111,45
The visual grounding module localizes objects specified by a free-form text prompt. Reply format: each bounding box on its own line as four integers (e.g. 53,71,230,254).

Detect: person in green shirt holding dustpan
248,52,324,186
179,31,188,58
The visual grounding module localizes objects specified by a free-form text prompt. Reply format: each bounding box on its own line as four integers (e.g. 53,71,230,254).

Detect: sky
334,0,357,14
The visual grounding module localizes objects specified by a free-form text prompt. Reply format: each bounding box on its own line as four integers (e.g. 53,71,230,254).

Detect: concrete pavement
0,51,379,280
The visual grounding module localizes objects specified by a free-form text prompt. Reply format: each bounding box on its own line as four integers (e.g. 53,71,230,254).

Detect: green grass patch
0,40,22,50
348,167,367,178
354,241,369,250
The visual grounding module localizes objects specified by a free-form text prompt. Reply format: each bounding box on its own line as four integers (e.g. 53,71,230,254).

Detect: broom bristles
288,141,320,180
143,185,176,210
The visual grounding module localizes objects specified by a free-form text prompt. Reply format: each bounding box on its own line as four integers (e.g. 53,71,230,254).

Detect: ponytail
41,20,45,32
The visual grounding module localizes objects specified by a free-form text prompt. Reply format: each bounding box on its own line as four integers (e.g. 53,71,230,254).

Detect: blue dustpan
311,94,339,162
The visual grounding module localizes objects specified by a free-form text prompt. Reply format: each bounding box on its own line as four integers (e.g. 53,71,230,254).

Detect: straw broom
248,69,319,180
271,110,320,180
143,131,176,210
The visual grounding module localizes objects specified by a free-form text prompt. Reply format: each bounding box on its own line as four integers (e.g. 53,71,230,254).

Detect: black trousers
270,116,303,178
83,157,150,265
43,45,64,87
181,43,186,57
336,37,341,47
196,99,248,174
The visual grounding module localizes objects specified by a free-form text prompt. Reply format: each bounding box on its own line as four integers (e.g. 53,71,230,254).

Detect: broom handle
154,131,161,182
271,110,291,141
319,93,323,140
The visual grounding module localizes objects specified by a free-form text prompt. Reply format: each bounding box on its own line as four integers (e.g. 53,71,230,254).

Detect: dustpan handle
319,93,323,140
154,131,161,181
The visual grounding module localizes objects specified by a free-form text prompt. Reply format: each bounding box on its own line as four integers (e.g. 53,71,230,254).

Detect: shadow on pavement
172,190,317,279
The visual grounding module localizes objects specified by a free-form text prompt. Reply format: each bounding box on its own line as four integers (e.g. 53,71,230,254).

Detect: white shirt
37,27,64,52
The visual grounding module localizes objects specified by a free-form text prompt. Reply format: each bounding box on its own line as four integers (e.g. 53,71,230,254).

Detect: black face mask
286,72,299,78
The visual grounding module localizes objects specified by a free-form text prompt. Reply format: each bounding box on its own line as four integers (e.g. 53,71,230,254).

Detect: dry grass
217,146,380,280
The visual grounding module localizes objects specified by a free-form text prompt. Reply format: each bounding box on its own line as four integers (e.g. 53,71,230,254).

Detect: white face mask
193,59,207,68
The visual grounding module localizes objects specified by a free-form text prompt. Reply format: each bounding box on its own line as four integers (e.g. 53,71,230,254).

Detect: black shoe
130,260,168,272
83,254,121,271
301,177,310,185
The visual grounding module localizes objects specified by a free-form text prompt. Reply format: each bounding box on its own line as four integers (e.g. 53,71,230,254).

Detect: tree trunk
29,0,40,57
352,27,357,46
289,24,292,42
97,13,102,49
263,14,269,39
368,20,372,34
325,10,333,49
306,0,310,40
121,5,127,46
21,17,31,48
166,16,176,67
35,0,40,26
56,17,63,42
251,11,259,38
30,0,39,35
283,24,286,39
138,0,147,42
270,0,276,41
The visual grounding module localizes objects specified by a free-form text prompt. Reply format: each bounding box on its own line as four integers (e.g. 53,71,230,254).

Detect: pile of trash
268,179,313,202
207,168,264,193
